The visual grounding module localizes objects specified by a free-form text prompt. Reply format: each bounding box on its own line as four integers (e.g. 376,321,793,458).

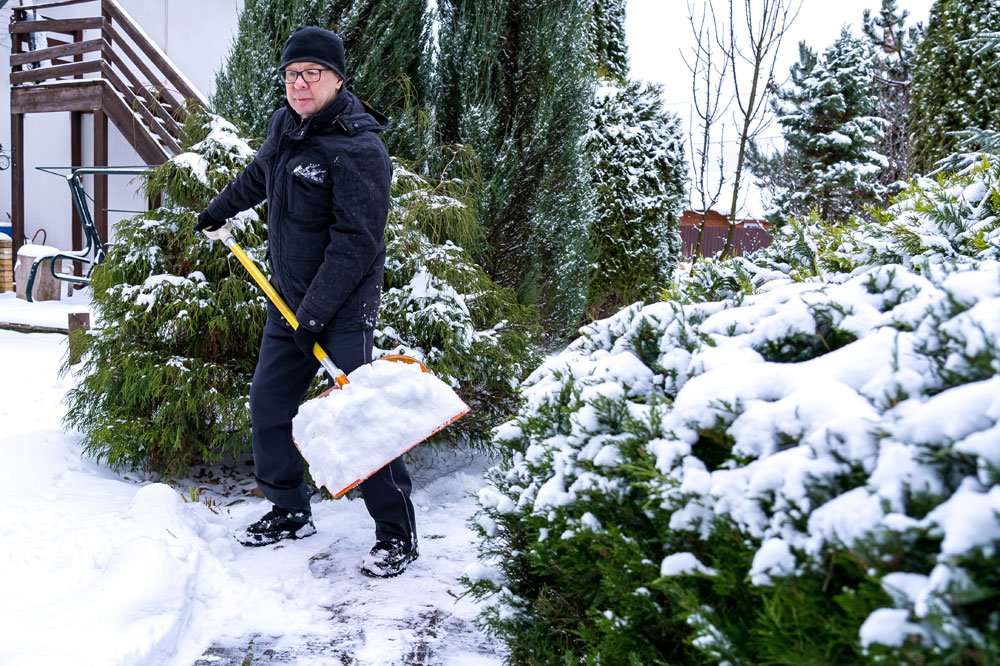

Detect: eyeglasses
277,68,330,85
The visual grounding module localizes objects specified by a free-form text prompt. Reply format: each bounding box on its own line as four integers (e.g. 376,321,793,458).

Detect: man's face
284,61,343,118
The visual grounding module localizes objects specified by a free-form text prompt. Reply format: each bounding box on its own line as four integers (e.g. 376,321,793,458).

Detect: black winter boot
236,505,316,547
359,539,419,578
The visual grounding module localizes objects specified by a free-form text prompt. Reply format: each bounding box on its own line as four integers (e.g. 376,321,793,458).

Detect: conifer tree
326,0,435,162
752,31,887,224
862,0,923,187
435,0,596,338
591,0,629,79
65,111,268,473
585,78,686,319
910,0,1000,173
211,0,331,140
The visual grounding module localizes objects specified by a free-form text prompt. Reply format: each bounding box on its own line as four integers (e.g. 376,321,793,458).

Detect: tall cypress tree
211,0,331,140
326,0,435,162
438,0,595,338
591,0,629,79
584,0,686,320
910,0,1000,173
585,79,686,320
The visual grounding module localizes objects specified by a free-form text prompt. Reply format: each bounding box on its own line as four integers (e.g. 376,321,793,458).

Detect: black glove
293,325,322,360
194,210,226,234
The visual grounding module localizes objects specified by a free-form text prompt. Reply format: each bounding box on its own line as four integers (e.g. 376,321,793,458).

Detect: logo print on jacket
293,163,326,184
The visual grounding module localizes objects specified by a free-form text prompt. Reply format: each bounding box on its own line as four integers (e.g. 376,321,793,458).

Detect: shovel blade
292,358,470,498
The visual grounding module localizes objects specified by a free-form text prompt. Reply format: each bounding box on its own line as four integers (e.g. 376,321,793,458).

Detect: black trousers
249,315,416,545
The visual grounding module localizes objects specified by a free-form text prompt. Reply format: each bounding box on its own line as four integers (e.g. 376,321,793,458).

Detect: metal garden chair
24,166,152,302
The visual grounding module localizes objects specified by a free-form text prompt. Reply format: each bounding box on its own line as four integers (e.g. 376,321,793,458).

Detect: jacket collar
284,89,388,139
285,88,352,139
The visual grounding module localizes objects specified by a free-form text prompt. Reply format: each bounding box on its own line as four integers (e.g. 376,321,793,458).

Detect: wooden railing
9,0,206,162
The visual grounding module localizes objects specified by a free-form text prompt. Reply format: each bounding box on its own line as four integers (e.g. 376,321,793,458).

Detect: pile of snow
293,358,469,497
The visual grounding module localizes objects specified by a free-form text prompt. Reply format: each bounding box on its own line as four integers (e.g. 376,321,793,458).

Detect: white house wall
0,0,243,251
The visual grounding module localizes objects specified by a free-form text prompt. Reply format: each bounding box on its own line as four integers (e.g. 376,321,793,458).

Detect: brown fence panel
681,225,773,258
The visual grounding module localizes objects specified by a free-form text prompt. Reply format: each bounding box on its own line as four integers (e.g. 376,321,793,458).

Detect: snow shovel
208,224,470,498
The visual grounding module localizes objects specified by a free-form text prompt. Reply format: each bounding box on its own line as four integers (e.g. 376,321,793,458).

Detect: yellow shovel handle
218,229,348,387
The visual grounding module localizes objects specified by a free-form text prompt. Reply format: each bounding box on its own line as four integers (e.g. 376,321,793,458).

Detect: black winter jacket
206,89,392,333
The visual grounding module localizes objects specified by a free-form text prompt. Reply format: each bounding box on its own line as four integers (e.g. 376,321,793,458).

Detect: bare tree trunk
684,0,730,258
719,0,801,257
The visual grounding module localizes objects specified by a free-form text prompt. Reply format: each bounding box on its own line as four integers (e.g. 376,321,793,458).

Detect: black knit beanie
279,26,346,81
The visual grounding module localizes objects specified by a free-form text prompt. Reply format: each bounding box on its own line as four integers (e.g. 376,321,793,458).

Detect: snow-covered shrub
677,148,1000,309
584,77,687,320
64,109,267,474
467,152,1000,662
66,111,539,474
379,164,541,446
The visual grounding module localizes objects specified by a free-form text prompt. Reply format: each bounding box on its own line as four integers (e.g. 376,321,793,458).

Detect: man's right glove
293,324,323,360
194,210,226,234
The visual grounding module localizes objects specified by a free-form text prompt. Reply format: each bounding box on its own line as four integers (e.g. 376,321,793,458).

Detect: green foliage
380,163,542,446
438,0,596,338
326,0,434,162
910,0,1000,173
467,145,1000,663
212,0,331,140
466,367,690,664
584,77,687,321
64,110,268,474
752,31,888,225
589,0,629,80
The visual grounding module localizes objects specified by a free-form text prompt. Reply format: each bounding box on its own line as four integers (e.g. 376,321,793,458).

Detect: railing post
93,109,108,246
9,9,25,264
101,0,112,49
71,110,83,275
10,113,24,257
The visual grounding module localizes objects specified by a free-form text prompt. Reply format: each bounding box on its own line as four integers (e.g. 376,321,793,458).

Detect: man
195,26,417,578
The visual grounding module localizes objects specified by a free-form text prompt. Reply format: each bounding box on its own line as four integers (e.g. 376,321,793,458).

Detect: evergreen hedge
585,77,686,320
64,112,266,474
464,147,1000,664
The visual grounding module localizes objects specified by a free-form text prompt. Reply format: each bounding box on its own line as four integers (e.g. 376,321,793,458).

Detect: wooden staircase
8,0,206,261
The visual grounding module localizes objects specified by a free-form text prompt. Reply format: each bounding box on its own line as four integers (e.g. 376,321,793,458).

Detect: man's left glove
194,210,226,234
293,325,322,360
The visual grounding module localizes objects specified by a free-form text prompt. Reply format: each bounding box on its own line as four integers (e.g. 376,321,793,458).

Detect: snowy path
0,330,504,665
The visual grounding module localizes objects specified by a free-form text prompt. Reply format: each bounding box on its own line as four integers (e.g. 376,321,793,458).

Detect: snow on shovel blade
292,359,470,499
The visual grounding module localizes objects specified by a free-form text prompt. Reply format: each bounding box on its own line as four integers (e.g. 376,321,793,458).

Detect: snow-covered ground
0,289,92,331
0,294,504,665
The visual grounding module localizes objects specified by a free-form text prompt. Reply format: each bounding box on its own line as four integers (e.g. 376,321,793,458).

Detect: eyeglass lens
279,69,325,84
